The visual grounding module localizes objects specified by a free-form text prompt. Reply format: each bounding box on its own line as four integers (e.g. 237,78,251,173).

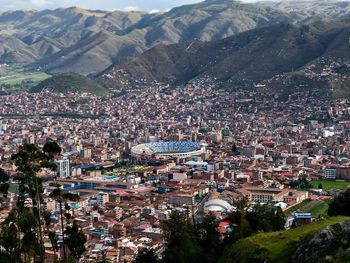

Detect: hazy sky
0,0,210,11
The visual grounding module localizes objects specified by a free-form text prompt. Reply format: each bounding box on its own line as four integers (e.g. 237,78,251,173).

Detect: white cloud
149,9,161,14
124,6,139,12
30,0,51,6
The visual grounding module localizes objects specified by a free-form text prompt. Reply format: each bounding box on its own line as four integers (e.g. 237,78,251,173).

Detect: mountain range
100,16,350,98
2,0,350,75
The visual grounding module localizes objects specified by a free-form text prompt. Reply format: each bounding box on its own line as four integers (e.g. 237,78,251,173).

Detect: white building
325,167,336,180
204,199,233,213
56,157,70,178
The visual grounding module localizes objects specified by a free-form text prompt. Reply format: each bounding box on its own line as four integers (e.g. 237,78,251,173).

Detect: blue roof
145,141,201,154
294,212,312,218
72,164,96,169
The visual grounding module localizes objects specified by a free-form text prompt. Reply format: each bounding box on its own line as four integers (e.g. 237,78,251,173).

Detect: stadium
131,141,205,158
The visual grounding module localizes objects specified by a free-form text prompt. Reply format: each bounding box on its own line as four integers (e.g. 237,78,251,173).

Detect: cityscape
1,1,350,263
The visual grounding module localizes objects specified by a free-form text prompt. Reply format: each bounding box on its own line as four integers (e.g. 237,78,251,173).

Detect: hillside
273,0,350,23
219,216,350,263
0,7,148,74
100,17,350,99
30,73,108,96
1,1,350,74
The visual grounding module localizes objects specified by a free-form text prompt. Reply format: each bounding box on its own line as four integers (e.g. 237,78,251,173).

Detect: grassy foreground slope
30,72,108,96
220,216,349,263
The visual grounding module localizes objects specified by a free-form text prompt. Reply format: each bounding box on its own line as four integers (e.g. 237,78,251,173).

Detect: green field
284,199,312,216
229,216,350,263
307,200,329,217
0,72,49,85
284,199,329,217
310,180,350,190
0,65,50,89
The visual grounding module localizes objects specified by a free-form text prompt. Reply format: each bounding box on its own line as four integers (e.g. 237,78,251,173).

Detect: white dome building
204,199,233,213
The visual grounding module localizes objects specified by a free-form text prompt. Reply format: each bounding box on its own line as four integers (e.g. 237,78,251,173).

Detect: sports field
310,180,350,190
284,199,329,217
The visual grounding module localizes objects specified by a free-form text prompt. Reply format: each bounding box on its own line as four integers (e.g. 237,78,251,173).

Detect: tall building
28,134,35,144
56,157,70,178
80,148,92,158
325,166,336,180
222,127,231,137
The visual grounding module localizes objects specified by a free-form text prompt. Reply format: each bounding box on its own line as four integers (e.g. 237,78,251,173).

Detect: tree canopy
328,189,350,216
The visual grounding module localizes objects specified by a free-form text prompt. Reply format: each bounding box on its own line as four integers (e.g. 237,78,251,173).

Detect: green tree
246,205,285,232
196,215,222,263
54,257,76,263
42,210,59,257
232,197,248,212
162,211,200,263
318,183,323,189
2,207,41,262
0,168,10,198
219,239,268,263
0,221,21,263
17,209,41,261
291,175,312,190
133,247,159,263
232,144,238,153
4,142,62,262
64,223,87,260
224,204,285,247
49,185,80,260
238,212,253,238
328,189,350,216
43,141,62,159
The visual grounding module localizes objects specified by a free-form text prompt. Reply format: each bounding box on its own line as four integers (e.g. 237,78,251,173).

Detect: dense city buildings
2,0,350,262
1,81,350,262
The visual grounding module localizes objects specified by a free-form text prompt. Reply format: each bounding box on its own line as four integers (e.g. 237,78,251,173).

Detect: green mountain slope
30,72,108,96
220,216,350,263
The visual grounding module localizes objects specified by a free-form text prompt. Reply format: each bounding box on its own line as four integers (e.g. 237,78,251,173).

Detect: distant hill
30,73,108,96
100,17,350,98
1,0,350,74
